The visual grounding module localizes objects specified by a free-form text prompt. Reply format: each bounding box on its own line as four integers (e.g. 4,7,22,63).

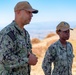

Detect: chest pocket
16,35,26,49
15,33,29,57
7,31,28,57
55,46,74,66
55,49,68,65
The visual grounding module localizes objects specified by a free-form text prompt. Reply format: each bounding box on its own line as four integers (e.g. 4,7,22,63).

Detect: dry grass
31,38,41,44
32,36,58,57
44,32,56,39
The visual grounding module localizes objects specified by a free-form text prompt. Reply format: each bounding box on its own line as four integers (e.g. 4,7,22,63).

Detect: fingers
28,53,38,65
28,52,31,55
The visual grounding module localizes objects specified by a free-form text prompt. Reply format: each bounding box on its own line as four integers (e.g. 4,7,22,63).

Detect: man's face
59,29,70,40
20,10,33,25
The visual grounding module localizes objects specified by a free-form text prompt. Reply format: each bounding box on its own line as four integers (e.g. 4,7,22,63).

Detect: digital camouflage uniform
42,40,74,75
0,21,32,75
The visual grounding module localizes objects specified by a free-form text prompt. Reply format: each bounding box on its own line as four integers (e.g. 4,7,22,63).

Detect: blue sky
0,0,76,28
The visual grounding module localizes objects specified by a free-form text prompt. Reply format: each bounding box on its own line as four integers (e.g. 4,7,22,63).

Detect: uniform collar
13,20,25,34
57,39,67,49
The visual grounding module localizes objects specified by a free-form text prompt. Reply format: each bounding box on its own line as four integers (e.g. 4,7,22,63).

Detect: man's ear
56,30,60,35
56,30,58,34
15,10,21,14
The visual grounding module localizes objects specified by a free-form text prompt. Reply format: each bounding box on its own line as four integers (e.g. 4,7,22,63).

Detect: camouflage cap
14,1,38,14
56,21,73,31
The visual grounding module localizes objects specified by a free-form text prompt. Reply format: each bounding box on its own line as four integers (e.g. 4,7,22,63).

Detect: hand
28,52,38,65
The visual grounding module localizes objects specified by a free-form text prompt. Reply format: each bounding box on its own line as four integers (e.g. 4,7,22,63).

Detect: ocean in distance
0,21,76,40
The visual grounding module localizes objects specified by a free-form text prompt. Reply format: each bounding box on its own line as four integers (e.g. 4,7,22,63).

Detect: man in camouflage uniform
42,21,74,75
0,1,38,75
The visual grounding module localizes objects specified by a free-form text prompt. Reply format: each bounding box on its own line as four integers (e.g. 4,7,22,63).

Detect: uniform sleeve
0,34,29,71
69,42,75,57
42,45,56,75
